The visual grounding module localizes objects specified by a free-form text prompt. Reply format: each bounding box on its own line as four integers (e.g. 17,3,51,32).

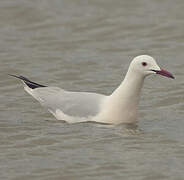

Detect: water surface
1,0,184,179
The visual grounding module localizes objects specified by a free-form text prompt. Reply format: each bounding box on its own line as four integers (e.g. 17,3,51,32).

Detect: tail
9,74,47,89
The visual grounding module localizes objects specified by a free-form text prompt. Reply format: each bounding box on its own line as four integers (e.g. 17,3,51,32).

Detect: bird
10,55,174,125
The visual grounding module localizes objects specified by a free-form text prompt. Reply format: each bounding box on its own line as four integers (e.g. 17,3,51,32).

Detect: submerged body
11,55,174,124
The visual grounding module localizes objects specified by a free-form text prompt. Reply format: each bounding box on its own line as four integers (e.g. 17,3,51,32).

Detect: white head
129,55,174,79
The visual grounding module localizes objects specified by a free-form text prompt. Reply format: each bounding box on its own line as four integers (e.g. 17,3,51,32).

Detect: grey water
1,0,184,179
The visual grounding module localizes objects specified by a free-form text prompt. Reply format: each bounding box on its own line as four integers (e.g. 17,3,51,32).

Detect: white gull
10,55,174,124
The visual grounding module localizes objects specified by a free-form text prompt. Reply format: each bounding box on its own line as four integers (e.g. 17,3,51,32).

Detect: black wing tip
9,74,47,89
8,74,29,81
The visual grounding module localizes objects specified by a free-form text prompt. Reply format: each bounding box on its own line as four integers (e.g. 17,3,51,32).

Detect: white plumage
11,55,174,124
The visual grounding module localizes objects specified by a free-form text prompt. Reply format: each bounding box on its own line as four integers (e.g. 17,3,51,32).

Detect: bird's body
25,86,106,123
11,55,174,124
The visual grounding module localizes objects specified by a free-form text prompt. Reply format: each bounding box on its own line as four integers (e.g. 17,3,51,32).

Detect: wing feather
32,87,106,117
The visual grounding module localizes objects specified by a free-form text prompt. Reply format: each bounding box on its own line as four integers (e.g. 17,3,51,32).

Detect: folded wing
32,87,105,118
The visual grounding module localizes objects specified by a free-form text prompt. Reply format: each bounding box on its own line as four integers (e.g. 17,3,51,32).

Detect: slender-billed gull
10,55,174,124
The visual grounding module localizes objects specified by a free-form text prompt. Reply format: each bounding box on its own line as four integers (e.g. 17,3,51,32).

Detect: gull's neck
99,68,145,124
112,68,144,105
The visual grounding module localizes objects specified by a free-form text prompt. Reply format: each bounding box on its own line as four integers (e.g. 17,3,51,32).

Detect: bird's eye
142,62,147,66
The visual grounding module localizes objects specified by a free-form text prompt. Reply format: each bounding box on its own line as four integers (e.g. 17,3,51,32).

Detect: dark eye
142,62,147,66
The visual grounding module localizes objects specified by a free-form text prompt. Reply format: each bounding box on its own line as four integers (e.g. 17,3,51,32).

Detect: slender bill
151,69,175,79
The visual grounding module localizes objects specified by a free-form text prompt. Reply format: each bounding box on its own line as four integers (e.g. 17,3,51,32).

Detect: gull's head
129,55,175,79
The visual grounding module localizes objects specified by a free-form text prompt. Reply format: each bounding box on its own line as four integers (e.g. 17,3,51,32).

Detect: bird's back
28,87,106,121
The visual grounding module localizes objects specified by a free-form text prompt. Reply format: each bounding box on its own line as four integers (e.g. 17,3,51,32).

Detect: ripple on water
1,0,184,180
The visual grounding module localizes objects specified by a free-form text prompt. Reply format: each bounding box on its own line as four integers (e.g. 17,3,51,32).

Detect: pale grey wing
32,87,106,117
